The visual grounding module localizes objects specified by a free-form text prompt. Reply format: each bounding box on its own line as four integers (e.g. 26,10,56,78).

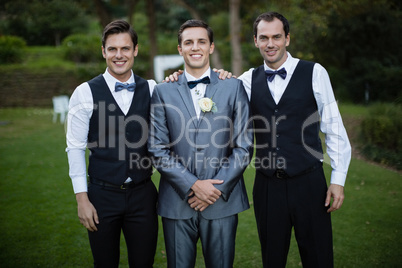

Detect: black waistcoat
87,74,152,185
250,61,323,177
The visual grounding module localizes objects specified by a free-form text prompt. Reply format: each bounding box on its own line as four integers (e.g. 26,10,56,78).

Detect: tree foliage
360,103,402,169
313,0,402,102
0,35,26,64
62,34,103,63
1,0,91,46
1,0,401,102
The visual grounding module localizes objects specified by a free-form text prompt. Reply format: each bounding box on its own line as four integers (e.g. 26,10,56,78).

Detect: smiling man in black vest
236,12,352,267
66,20,157,267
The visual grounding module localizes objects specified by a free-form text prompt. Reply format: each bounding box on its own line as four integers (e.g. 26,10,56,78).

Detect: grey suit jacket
148,71,253,220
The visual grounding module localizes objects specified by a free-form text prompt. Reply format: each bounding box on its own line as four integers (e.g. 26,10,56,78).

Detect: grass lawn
0,106,401,267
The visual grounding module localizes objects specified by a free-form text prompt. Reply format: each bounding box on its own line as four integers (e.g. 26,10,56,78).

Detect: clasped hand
188,179,223,212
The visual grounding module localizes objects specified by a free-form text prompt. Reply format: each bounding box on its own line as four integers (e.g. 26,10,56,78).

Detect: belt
273,163,322,179
90,178,151,190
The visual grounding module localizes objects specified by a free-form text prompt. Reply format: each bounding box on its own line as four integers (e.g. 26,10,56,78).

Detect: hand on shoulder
162,68,235,83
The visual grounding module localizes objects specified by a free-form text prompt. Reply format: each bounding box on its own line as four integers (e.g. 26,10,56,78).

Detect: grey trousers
162,213,238,268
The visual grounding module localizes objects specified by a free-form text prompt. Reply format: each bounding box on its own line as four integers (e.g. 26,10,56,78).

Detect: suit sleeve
148,86,198,200
213,80,254,200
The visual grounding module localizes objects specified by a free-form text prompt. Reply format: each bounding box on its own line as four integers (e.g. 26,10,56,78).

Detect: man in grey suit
148,19,253,268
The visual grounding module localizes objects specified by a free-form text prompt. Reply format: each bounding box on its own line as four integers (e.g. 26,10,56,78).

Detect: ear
285,33,290,47
209,42,215,54
177,44,183,55
101,46,106,58
134,44,139,57
254,36,258,48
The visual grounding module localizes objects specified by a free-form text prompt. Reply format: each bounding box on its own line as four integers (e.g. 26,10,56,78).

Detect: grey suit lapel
176,76,198,129
198,73,219,125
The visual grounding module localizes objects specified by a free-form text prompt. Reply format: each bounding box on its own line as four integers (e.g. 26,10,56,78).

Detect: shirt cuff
330,170,347,186
72,177,88,194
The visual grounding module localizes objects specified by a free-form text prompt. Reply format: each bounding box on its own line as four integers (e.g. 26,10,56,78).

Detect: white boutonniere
198,97,218,113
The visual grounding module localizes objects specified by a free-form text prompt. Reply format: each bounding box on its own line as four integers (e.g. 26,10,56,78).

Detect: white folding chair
52,95,69,123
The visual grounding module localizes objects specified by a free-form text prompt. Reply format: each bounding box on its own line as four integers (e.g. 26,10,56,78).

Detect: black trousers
87,180,158,268
253,167,333,268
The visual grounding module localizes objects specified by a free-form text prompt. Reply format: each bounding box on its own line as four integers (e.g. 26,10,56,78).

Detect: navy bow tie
265,68,287,82
187,76,211,89
115,81,136,92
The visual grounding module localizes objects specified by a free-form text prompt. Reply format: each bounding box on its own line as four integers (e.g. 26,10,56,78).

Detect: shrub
360,103,402,169
0,35,27,64
62,34,103,63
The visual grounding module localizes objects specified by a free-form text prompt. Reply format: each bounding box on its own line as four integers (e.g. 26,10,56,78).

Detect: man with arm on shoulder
238,11,351,267
148,19,253,268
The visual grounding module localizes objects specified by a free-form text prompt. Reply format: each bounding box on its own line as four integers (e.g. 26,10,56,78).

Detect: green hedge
0,35,27,64
360,103,402,169
62,34,103,63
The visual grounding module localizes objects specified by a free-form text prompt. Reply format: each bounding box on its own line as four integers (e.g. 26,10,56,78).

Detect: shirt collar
184,68,211,82
263,52,296,72
103,68,135,91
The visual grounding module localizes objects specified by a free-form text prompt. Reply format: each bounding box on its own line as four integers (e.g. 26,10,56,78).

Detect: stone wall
0,67,83,107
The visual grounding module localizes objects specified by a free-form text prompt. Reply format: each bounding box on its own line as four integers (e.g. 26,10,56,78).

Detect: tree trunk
146,0,157,79
211,49,223,70
229,0,243,76
54,32,61,47
172,0,223,69
126,0,137,25
93,0,112,28
172,0,201,20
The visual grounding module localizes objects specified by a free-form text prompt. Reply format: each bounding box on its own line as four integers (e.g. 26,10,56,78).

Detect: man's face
102,32,138,82
178,27,214,77
254,18,290,70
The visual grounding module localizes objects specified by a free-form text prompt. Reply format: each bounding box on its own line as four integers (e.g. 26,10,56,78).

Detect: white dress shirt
238,52,351,186
66,68,157,193
185,68,211,119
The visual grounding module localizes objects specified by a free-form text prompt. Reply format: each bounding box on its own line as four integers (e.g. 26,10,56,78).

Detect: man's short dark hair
102,20,138,48
178,19,214,46
253,12,290,38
